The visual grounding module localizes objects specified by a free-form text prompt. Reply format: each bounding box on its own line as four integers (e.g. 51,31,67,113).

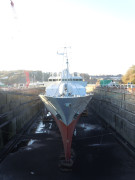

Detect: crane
10,0,14,7
24,71,30,88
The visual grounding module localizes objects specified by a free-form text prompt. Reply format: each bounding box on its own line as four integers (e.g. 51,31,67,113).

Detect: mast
64,47,69,84
57,46,71,83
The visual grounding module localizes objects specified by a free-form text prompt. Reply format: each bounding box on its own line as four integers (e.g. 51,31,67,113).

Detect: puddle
27,113,56,135
35,121,54,134
35,121,45,133
74,129,77,136
78,123,103,131
11,139,31,153
88,143,116,147
25,140,45,150
11,139,43,153
27,139,37,146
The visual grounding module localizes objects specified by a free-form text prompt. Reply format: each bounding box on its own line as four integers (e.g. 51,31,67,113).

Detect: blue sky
0,0,135,75
72,0,135,18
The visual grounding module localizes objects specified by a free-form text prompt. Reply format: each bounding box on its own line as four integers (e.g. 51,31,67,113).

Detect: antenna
57,47,71,82
57,47,71,95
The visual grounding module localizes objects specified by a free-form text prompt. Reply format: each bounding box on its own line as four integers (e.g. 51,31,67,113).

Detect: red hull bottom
53,115,81,161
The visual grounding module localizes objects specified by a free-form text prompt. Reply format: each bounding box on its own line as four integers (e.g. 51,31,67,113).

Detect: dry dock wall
90,87,135,154
0,88,44,150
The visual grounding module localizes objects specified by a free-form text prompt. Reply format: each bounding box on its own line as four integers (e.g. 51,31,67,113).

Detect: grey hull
39,95,92,126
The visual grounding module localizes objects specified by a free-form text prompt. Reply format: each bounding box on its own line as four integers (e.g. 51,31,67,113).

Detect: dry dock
0,87,135,180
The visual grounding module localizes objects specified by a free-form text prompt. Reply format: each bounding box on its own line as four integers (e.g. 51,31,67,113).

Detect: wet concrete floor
0,108,135,180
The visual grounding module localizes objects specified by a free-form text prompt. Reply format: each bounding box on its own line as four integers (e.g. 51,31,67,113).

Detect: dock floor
0,108,135,180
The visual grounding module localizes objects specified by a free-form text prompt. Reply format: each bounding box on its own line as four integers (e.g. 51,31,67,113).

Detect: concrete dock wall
0,88,44,150
89,87,135,154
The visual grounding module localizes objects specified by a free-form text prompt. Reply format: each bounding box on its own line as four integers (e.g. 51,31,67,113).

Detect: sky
0,0,135,75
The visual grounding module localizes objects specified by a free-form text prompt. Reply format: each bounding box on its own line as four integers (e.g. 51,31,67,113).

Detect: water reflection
74,129,77,136
27,139,37,146
35,121,46,133
88,143,116,147
35,121,54,134
78,123,103,131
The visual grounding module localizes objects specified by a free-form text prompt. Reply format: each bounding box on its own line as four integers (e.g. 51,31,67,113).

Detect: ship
39,48,93,162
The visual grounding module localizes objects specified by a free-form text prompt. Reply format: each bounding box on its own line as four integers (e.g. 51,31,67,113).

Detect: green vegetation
80,73,90,82
122,65,135,84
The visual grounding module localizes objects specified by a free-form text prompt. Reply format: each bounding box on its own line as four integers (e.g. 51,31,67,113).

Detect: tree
36,71,42,81
122,65,135,84
80,73,90,82
43,72,51,81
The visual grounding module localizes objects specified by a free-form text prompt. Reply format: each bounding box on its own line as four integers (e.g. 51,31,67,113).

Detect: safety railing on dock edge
93,84,135,95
